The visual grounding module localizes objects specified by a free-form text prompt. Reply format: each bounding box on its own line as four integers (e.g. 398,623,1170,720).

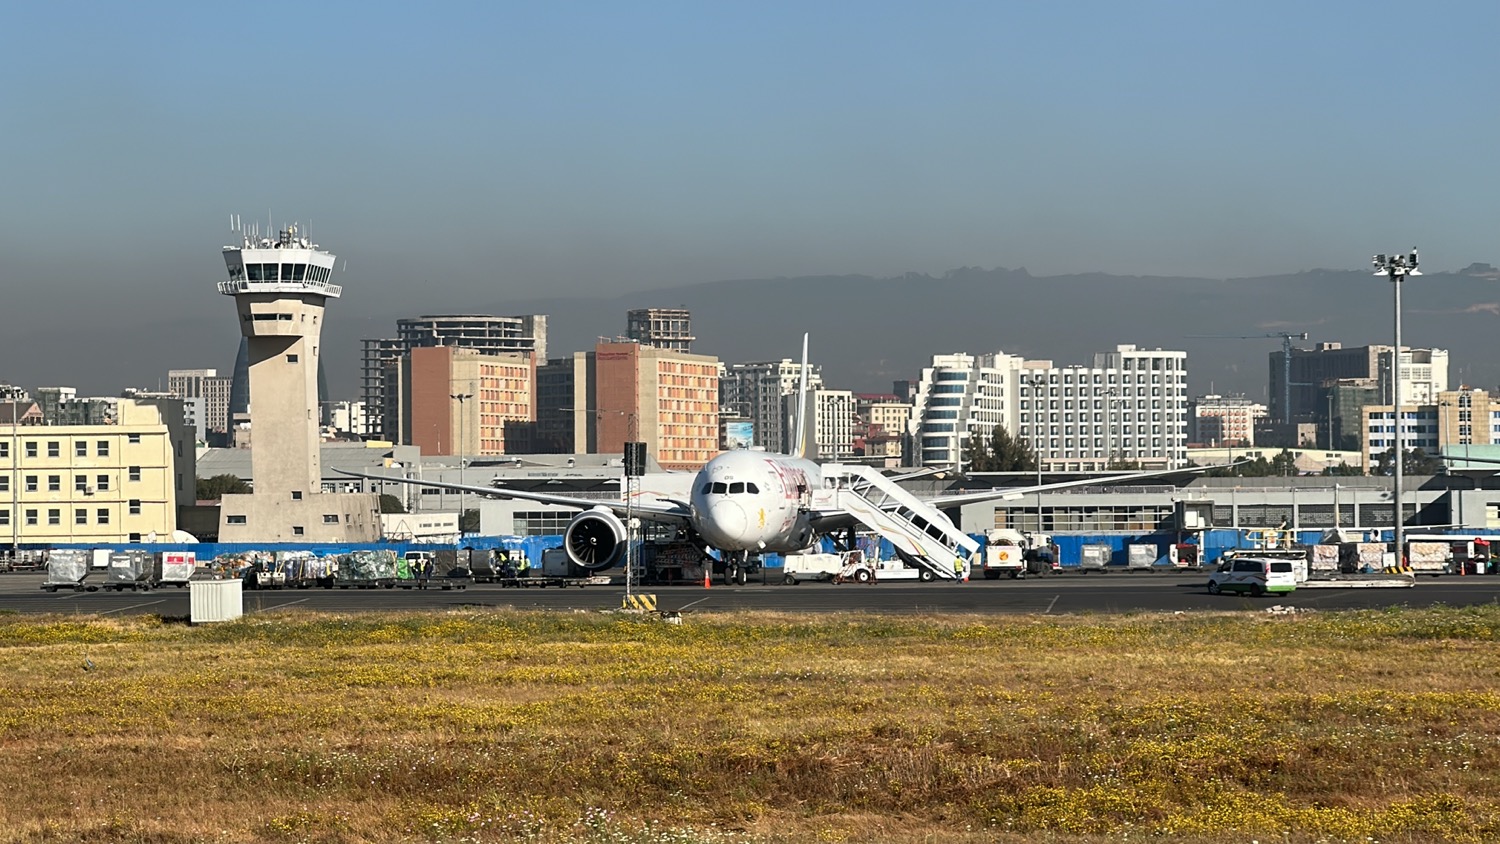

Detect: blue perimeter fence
28,527,1495,570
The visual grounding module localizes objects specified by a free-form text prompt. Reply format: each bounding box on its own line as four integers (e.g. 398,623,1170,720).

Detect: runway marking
98,600,165,616
1045,595,1060,614
54,592,86,600
249,598,311,614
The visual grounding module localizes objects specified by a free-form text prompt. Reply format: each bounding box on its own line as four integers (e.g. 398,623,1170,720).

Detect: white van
1207,556,1297,597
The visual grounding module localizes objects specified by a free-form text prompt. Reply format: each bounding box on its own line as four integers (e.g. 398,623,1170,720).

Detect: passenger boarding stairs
817,465,979,580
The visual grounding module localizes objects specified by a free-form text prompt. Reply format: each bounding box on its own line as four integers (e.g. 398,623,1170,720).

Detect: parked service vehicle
980,530,1058,579
1207,556,1298,597
782,551,844,584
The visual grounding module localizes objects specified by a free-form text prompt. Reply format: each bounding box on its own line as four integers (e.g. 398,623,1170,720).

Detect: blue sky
1,1,1496,392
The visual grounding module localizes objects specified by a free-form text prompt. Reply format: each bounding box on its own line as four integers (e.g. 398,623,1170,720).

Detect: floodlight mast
1372,249,1420,567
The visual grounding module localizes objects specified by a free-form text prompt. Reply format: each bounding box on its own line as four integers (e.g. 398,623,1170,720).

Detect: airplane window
746,483,759,494
700,484,713,495
712,482,728,494
729,482,745,494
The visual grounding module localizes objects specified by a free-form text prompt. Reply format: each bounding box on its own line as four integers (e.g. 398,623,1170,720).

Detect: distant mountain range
426,263,1500,402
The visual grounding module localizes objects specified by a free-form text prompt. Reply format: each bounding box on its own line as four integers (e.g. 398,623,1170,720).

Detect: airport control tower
215,222,379,542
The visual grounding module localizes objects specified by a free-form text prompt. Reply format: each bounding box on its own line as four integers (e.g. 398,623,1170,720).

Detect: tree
1321,462,1364,476
990,426,1037,472
378,494,407,514
1270,449,1299,477
1373,447,1445,476
964,426,1035,473
196,474,251,500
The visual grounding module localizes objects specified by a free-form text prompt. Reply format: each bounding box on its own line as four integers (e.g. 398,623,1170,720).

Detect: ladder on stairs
817,464,979,580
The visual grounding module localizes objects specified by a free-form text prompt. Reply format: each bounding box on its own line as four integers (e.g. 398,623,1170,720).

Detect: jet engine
563,507,627,571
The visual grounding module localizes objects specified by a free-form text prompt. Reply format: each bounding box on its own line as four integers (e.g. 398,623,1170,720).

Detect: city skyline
4,2,1498,395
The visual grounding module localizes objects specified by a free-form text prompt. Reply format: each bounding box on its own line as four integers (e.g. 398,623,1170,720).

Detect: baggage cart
158,551,197,587
102,550,156,592
1079,544,1113,573
1127,543,1158,571
334,550,398,589
467,549,498,583
42,549,97,592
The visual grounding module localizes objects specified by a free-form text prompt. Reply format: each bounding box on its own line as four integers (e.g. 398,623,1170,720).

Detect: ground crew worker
515,550,531,577
954,553,967,582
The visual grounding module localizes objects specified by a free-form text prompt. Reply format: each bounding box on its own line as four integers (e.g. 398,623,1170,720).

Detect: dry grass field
0,606,1498,844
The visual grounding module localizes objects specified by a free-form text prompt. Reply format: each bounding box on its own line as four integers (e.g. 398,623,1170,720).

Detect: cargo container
103,550,155,592
1079,544,1113,573
158,551,197,587
1405,541,1452,575
333,550,398,588
42,549,97,592
1309,544,1340,573
1127,544,1158,570
1339,542,1385,574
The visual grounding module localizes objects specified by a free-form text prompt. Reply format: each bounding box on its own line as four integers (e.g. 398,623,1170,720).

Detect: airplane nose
708,499,749,544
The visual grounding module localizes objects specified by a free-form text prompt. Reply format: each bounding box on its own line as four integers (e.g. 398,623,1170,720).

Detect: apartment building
1189,394,1267,447
593,341,720,470
909,345,1189,471
0,399,194,544
720,359,824,453
399,346,537,456
360,314,547,439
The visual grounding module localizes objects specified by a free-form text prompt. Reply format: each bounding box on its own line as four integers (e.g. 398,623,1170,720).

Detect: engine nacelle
563,507,627,571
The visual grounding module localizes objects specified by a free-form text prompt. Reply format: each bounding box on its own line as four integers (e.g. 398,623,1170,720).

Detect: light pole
1026,375,1045,532
1373,249,1420,564
1105,388,1122,470
450,390,472,519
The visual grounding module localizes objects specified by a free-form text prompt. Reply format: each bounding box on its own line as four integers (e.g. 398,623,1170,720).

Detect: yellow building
0,399,194,545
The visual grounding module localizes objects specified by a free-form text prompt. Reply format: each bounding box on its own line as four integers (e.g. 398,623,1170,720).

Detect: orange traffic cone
703,565,711,589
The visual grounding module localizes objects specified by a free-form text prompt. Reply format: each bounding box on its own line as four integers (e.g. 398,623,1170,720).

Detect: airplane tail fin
793,333,810,459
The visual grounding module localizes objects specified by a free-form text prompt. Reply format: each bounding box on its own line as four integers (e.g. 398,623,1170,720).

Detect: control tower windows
281,263,295,280
291,264,306,281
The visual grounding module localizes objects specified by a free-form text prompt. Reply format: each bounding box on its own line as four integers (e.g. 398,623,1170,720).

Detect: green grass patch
0,607,1498,843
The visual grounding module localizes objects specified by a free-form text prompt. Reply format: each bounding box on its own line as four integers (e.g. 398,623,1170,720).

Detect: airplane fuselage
687,449,822,554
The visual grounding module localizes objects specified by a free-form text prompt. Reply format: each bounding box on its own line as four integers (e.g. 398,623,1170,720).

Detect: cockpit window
746,482,759,494
729,482,745,494
711,482,728,494
700,484,713,495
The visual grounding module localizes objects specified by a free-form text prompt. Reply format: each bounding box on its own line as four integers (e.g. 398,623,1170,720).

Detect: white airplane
343,337,1229,582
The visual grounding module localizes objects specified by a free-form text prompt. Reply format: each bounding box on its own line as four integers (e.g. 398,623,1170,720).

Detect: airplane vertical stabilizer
793,333,811,459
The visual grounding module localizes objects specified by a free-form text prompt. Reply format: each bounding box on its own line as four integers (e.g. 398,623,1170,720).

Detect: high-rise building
1189,394,1266,447
626,308,694,352
853,394,910,466
215,223,379,541
398,346,536,456
168,368,233,438
1273,342,1449,422
720,359,824,453
908,352,1019,469
910,345,1190,471
789,388,854,461
590,341,719,470
360,314,547,440
532,355,591,454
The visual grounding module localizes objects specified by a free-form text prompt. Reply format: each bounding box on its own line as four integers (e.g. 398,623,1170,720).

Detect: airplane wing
924,462,1243,509
1440,454,1500,467
334,469,694,525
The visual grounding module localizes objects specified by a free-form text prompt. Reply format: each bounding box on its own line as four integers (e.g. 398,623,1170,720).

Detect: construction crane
1187,332,1310,424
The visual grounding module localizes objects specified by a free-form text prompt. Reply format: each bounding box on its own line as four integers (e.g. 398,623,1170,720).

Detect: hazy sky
2,1,1496,394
